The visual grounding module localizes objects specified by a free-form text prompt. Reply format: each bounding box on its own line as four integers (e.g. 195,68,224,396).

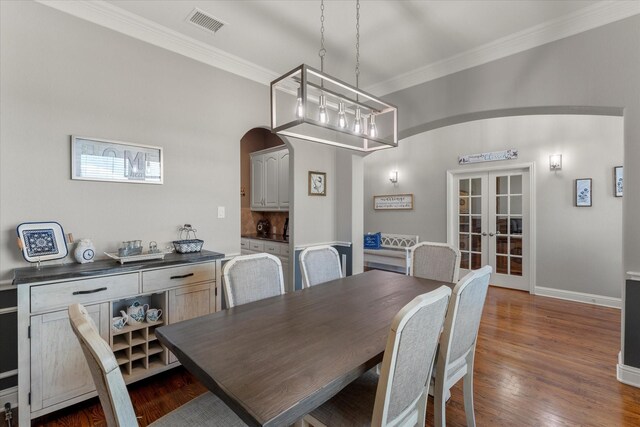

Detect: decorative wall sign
458,149,518,165
575,178,592,207
308,171,326,196
71,136,163,184
16,221,68,262
374,194,414,210
615,166,623,197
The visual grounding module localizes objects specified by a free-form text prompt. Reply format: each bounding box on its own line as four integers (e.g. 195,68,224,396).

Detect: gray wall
364,114,623,298
383,15,640,276
0,1,269,280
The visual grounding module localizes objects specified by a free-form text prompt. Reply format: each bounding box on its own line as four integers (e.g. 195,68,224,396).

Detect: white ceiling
46,1,639,94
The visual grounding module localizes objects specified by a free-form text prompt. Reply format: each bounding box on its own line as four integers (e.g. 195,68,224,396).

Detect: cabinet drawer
250,240,264,252
31,274,138,313
264,243,281,255
142,263,214,293
281,245,290,256
240,238,250,249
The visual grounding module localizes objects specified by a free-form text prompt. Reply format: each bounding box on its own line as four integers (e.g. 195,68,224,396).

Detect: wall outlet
217,206,225,219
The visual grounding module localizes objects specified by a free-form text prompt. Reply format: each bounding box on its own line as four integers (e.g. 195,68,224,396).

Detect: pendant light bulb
337,102,348,128
353,107,363,134
295,87,304,118
368,114,377,138
318,94,328,124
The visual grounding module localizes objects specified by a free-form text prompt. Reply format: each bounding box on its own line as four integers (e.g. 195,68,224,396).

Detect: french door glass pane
471,253,482,270
493,173,524,277
510,175,522,194
459,177,482,271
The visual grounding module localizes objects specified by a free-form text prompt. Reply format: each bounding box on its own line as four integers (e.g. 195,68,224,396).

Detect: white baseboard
617,352,640,388
0,386,18,409
534,286,621,308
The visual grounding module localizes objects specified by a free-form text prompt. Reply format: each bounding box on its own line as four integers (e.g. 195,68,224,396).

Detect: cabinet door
168,283,213,363
30,303,109,412
251,154,265,209
264,152,279,208
278,149,290,209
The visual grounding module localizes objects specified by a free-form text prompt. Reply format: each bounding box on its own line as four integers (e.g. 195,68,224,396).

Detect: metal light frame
271,64,398,152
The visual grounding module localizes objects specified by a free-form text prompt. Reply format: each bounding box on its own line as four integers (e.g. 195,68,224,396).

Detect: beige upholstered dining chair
408,242,461,283
222,253,285,308
68,303,246,427
302,285,452,427
433,265,492,427
299,245,343,288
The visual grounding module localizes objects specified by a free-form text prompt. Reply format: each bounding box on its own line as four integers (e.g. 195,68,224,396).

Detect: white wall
288,138,337,246
0,1,269,279
364,115,623,298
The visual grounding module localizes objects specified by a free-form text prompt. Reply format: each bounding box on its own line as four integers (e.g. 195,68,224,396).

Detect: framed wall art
575,178,592,207
308,171,326,196
71,136,163,184
615,166,623,197
374,194,414,210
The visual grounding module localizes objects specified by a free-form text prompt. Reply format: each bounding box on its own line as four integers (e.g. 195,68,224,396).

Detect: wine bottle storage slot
110,293,168,379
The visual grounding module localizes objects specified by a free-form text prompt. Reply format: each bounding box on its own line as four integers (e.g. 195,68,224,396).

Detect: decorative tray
104,251,169,265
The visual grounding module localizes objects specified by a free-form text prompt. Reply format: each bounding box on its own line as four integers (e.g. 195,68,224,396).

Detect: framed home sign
575,178,592,207
71,136,163,184
615,166,623,197
374,194,414,210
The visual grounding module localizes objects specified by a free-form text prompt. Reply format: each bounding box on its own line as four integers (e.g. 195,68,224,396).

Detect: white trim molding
295,241,352,251
534,286,621,309
367,1,640,95
618,352,640,388
0,386,18,409
36,1,639,95
36,0,278,86
627,271,640,281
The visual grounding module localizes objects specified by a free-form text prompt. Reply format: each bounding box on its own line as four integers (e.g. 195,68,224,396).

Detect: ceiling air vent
186,8,226,34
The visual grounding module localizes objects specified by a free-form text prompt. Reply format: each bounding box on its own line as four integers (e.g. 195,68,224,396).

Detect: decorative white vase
74,239,95,263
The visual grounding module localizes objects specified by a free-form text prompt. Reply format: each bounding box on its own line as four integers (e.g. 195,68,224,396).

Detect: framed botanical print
575,178,592,207
308,171,326,196
615,166,623,197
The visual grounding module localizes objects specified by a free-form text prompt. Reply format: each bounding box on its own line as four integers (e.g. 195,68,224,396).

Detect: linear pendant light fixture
270,0,398,152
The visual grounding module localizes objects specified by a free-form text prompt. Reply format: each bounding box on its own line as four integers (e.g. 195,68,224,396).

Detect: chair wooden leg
463,355,477,427
433,378,446,427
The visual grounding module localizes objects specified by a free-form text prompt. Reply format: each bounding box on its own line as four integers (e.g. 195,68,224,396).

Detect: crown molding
37,1,639,94
366,1,640,95
36,0,279,85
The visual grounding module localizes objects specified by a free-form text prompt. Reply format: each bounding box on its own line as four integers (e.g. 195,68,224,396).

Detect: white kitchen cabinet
250,146,289,211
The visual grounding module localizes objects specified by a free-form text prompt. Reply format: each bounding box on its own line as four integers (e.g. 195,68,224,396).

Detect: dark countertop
13,250,224,285
242,234,289,243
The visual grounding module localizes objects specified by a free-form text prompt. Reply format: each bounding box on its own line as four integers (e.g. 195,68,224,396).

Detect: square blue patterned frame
17,221,68,262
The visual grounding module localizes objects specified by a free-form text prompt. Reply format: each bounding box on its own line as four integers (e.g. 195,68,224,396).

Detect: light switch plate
217,206,225,218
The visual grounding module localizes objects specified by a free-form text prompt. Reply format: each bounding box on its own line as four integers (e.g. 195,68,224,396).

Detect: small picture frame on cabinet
614,166,623,197
575,178,592,207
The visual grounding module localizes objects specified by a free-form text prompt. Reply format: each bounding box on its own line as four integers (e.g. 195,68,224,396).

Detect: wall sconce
389,170,398,184
549,154,562,171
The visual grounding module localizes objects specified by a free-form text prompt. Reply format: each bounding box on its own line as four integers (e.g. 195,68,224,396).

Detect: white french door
451,168,531,291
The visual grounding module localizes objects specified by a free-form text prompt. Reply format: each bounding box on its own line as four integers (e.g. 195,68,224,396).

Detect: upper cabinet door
263,152,279,208
251,154,265,209
278,150,289,208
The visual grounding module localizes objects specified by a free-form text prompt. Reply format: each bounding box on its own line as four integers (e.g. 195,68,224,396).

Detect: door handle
482,232,488,236
488,232,495,237
72,287,107,295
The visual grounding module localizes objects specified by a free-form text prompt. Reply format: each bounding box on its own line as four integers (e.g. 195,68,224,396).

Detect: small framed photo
615,166,623,197
308,171,326,196
575,178,592,207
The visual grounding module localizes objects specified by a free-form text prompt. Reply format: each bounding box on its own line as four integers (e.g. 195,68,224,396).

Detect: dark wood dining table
156,269,452,427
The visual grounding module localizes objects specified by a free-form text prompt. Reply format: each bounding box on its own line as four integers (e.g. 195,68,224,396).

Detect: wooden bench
363,233,419,274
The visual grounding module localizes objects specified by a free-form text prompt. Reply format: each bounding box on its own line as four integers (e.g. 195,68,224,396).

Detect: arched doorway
239,128,294,290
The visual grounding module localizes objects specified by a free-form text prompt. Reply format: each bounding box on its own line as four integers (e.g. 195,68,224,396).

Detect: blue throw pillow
364,232,382,249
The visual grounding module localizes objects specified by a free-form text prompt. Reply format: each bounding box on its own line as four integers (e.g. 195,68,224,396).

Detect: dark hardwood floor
28,286,640,427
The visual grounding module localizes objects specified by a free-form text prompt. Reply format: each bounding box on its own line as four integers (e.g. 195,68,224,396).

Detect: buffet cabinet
13,251,223,425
